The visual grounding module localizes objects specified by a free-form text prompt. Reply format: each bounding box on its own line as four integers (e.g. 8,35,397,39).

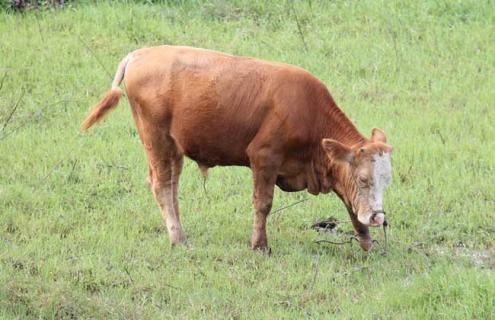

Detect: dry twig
271,198,309,215
1,90,25,133
289,0,308,52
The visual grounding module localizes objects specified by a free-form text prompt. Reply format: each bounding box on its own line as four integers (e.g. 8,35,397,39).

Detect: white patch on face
371,152,392,211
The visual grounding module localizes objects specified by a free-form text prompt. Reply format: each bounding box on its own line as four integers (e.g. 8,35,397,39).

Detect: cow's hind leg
129,99,186,246
150,154,186,246
140,128,186,245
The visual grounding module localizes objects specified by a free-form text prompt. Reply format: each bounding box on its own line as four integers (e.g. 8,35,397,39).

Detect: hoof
251,244,272,255
170,239,192,250
169,231,187,247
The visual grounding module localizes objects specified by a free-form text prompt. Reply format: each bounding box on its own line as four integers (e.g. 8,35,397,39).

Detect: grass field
1,0,494,318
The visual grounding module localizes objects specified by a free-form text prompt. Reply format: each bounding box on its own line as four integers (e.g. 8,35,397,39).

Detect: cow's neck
311,102,366,195
322,102,366,147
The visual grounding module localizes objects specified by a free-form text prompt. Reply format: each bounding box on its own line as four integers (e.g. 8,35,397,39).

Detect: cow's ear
371,128,387,143
322,139,353,163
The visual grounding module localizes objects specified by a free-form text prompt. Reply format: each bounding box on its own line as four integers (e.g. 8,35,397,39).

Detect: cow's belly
170,100,265,168
171,121,252,168
181,140,251,168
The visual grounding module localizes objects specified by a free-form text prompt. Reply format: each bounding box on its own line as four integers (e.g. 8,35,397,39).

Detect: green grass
1,0,494,318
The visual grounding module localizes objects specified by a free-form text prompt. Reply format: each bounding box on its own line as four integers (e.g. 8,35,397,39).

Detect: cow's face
322,129,393,243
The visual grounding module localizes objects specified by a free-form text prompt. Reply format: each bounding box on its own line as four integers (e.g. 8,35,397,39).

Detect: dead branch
77,35,113,80
271,198,309,215
289,0,308,52
1,90,25,133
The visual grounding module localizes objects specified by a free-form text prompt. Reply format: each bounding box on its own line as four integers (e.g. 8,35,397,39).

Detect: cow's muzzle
370,209,386,226
358,209,386,227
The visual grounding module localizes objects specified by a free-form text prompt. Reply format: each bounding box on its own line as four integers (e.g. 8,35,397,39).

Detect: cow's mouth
357,233,373,251
357,219,389,253
354,213,386,252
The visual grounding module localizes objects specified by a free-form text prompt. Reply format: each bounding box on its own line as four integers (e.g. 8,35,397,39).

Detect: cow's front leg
250,166,278,250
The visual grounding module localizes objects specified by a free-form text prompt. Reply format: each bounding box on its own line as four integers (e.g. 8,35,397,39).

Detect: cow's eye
358,176,368,185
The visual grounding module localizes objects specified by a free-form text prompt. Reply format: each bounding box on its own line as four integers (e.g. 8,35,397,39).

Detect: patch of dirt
435,244,494,270
311,216,340,235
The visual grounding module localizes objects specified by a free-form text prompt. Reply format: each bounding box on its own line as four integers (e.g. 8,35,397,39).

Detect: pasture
0,1,494,318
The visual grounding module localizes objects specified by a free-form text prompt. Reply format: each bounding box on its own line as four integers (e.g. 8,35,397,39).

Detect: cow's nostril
370,213,385,226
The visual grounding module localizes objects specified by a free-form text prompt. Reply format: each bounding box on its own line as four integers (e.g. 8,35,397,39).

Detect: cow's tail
80,56,130,131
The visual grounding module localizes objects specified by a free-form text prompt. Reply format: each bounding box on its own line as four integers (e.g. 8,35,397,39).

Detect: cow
81,46,393,252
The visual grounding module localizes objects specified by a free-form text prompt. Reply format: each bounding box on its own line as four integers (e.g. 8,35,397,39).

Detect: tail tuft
81,55,129,131
80,87,122,131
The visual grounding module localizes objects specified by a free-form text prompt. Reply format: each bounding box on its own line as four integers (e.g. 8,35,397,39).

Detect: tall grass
1,1,494,318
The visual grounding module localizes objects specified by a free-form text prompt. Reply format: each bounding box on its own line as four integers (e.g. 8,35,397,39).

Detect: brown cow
81,46,393,251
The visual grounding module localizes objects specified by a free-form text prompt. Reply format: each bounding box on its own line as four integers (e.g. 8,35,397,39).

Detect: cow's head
322,128,393,251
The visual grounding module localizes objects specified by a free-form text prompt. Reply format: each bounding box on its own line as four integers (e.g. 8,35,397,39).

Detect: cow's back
124,46,331,168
